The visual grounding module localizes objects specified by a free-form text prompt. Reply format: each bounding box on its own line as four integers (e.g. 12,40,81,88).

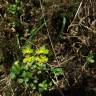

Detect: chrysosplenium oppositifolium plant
86,51,96,67
10,45,63,94
8,0,22,15
10,45,50,93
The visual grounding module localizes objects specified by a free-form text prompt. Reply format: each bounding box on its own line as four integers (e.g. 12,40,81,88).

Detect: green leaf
10,72,16,79
24,82,29,88
24,78,29,83
17,78,23,84
11,64,21,74
21,71,26,78
51,67,63,76
37,64,46,70
21,71,32,78
37,70,42,74
87,51,95,64
14,60,19,65
33,79,38,84
60,16,66,33
38,80,48,92
87,58,94,63
8,4,17,15
29,22,45,39
30,83,36,89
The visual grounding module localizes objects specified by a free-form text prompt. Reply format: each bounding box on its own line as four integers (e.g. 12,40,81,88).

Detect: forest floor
0,0,96,96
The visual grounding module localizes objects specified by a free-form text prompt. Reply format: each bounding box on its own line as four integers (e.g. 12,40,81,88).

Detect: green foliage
86,51,95,64
38,80,48,92
10,45,50,93
51,67,63,76
86,51,96,68
10,45,64,95
8,4,18,15
29,22,46,40
8,0,22,15
60,14,67,33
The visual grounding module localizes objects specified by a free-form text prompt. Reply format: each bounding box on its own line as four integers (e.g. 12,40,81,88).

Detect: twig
68,1,83,30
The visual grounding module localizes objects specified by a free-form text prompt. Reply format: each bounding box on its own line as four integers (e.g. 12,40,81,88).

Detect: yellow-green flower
22,46,33,55
14,60,19,65
23,56,35,63
36,46,49,55
36,56,48,64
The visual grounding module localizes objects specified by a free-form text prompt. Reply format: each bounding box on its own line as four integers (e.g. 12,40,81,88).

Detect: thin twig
68,1,83,30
